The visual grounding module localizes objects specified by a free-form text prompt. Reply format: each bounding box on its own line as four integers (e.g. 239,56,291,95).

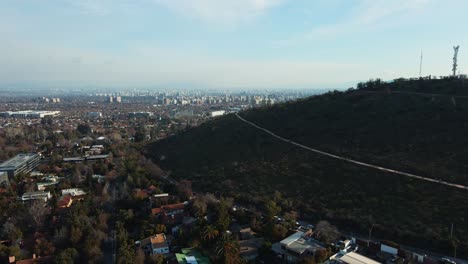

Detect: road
235,113,468,191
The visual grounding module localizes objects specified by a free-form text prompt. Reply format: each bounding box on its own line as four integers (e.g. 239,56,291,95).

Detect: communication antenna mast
452,45,460,76
419,50,423,78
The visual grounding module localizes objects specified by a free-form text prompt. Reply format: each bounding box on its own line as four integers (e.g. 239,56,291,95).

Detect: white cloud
153,0,284,25
275,0,431,46
68,0,110,15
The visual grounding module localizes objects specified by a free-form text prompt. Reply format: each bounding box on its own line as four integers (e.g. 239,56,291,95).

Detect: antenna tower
419,50,423,77
452,45,460,76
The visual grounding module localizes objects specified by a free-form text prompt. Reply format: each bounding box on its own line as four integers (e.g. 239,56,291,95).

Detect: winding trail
235,113,468,191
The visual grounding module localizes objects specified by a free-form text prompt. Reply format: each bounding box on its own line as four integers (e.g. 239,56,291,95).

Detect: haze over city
1,0,467,90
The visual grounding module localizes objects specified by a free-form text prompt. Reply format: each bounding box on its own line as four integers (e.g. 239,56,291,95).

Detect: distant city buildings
41,97,61,103
129,112,153,118
108,95,122,103
87,112,103,118
0,110,60,119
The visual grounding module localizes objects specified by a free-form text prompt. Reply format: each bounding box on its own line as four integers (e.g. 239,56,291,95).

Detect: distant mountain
145,77,468,256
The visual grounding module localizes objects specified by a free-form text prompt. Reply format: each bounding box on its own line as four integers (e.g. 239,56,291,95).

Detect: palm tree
202,225,219,241
216,234,242,264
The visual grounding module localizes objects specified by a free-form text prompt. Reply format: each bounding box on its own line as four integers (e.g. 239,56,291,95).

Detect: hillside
145,77,468,256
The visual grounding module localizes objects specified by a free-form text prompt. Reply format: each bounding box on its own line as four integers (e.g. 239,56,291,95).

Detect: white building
210,110,225,117
272,229,325,263
135,233,170,255
330,252,381,264
0,111,60,119
0,153,40,178
61,188,86,196
21,191,51,202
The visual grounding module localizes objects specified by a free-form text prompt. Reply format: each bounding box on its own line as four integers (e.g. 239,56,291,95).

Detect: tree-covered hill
145,77,468,256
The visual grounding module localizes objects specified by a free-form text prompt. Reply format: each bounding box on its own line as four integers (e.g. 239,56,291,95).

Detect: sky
0,0,467,90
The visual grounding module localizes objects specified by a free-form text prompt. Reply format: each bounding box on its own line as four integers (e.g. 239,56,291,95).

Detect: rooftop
152,202,186,215
335,252,381,264
0,153,38,169
280,231,304,246
287,237,324,254
138,233,168,249
176,248,211,264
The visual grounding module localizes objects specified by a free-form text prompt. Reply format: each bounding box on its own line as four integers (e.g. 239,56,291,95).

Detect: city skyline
1,0,467,90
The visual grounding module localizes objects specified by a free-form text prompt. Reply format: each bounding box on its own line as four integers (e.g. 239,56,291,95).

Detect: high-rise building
0,153,40,179
115,96,122,103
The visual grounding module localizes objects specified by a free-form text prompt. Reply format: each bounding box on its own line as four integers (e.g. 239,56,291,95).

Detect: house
330,251,381,264
151,202,188,225
57,195,73,208
272,229,325,263
135,233,170,255
9,254,53,264
37,180,59,191
176,248,211,264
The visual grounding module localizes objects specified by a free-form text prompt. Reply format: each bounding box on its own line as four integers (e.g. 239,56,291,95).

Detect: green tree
264,200,281,219
202,225,219,241
301,256,316,264
1,222,22,242
54,248,79,264
216,234,242,264
134,126,146,142
77,124,92,135
215,202,231,232
146,254,165,264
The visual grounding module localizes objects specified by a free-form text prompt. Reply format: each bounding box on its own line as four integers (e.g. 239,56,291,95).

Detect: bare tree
29,201,48,230
315,221,340,244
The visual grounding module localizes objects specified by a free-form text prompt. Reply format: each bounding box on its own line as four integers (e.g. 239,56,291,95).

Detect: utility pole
450,223,453,239
368,223,375,248
450,223,457,263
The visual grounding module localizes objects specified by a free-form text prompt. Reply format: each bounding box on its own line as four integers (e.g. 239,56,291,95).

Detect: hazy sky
1,0,467,89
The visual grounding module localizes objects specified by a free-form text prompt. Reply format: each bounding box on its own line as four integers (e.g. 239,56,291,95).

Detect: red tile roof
151,202,185,215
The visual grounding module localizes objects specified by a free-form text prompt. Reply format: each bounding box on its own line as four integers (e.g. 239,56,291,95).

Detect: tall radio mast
452,45,460,76
419,50,423,78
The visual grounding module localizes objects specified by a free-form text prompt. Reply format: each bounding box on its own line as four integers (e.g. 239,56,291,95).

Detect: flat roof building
20,191,51,202
331,252,381,264
61,188,86,197
0,153,40,179
0,110,60,119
